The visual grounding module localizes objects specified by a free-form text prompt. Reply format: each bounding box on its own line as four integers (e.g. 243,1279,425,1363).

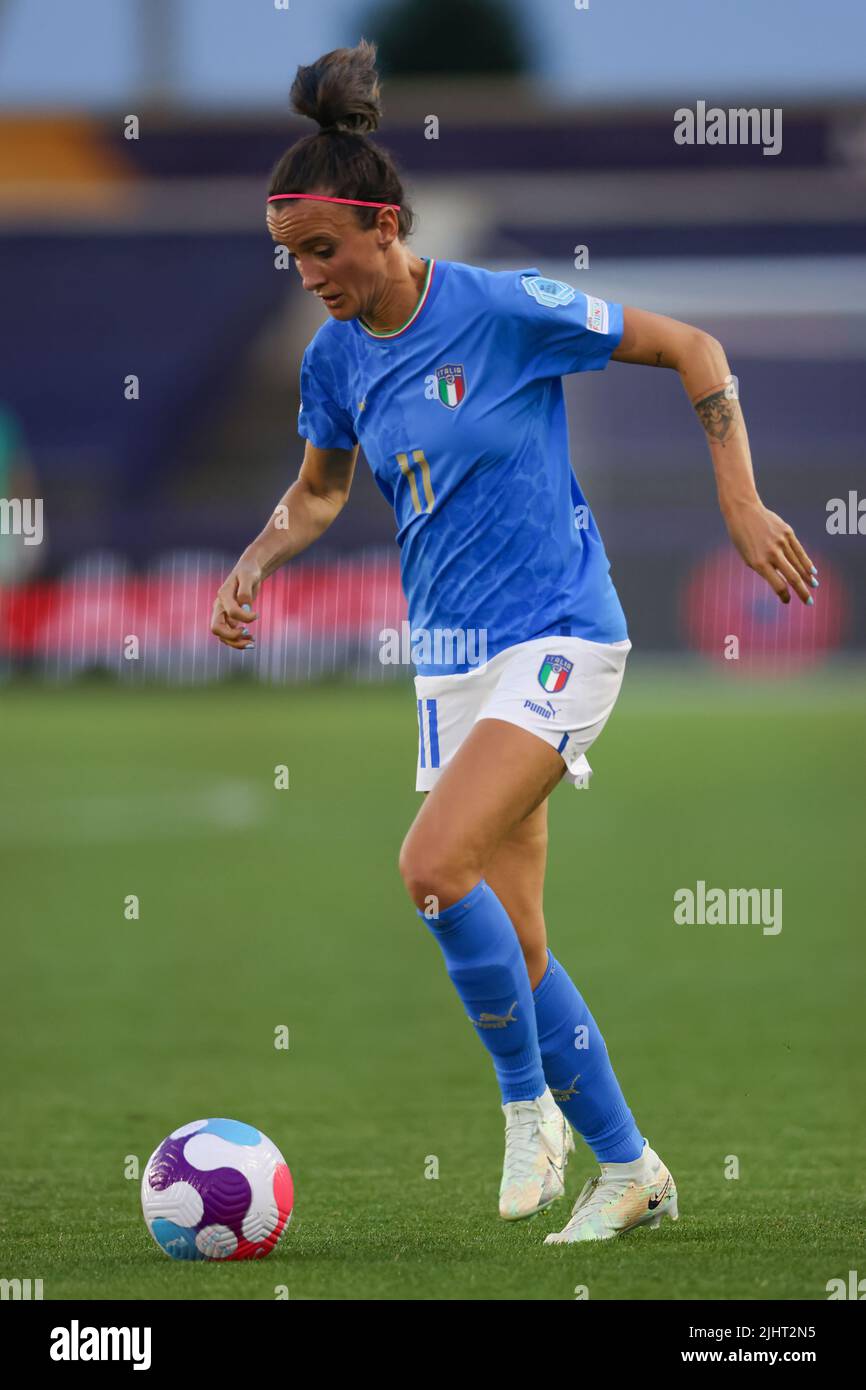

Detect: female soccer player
211,41,817,1243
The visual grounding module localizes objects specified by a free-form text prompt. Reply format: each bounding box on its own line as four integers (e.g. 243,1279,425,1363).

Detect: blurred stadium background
1,0,864,681
2,0,865,1304
1,0,866,1306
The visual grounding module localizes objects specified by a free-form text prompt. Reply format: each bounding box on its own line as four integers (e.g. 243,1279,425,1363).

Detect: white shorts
413,634,631,792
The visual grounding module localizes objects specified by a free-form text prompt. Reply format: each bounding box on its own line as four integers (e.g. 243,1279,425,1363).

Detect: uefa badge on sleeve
538,654,573,693
520,275,576,308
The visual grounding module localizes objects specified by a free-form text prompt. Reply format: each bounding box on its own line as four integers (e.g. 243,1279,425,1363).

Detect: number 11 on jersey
397,450,435,514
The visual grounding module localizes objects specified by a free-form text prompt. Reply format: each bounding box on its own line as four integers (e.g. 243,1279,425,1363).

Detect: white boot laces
503,1101,544,1180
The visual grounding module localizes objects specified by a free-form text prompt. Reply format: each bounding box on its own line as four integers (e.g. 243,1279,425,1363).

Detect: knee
398,832,449,911
398,830,476,913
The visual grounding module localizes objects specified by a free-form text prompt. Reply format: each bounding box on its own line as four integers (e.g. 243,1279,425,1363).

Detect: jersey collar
356,258,437,341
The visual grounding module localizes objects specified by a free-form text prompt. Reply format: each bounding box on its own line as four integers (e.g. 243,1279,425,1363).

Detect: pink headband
267,193,400,210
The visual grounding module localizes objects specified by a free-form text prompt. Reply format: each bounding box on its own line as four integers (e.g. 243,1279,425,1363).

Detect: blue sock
532,950,644,1162
421,880,547,1104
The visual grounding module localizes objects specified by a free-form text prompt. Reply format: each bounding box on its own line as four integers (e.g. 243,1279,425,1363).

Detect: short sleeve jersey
298,258,628,674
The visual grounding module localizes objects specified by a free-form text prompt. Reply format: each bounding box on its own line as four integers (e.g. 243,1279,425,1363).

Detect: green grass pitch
0,668,863,1300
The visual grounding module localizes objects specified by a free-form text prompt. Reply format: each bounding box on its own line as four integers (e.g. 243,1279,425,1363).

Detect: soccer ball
141,1118,293,1261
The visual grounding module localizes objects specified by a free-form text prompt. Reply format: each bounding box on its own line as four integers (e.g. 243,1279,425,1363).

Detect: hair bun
291,38,382,138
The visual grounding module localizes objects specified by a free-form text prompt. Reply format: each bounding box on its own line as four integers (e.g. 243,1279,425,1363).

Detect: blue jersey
297,258,628,675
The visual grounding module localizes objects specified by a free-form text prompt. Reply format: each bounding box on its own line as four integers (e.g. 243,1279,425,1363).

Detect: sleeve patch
585,296,610,334
520,275,576,308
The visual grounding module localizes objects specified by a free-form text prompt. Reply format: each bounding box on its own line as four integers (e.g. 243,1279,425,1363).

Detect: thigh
401,716,565,907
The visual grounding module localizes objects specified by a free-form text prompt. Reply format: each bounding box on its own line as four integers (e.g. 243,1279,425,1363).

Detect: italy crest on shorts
538,654,573,693
435,363,466,410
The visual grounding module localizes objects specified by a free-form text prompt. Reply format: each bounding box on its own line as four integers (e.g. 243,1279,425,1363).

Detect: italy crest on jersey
538,654,573,693
521,275,576,308
435,363,466,410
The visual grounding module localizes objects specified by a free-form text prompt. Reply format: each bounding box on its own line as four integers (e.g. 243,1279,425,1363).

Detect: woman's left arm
612,305,816,605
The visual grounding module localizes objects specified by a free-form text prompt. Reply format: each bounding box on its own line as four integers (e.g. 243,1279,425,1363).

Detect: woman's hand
207,444,359,652
210,561,262,649
723,498,817,605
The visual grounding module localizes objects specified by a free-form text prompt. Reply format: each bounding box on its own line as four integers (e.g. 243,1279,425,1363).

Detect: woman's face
266,198,395,320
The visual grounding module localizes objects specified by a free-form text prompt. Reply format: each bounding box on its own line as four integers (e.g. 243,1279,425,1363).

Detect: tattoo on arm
694,388,738,445
654,351,663,367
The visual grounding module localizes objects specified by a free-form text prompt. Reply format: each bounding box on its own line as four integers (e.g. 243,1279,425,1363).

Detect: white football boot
544,1140,678,1244
499,1088,575,1220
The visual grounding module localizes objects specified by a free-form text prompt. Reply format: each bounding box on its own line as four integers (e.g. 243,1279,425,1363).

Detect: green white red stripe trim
359,259,436,339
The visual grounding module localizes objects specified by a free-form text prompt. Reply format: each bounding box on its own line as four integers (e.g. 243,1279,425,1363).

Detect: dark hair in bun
268,39,414,237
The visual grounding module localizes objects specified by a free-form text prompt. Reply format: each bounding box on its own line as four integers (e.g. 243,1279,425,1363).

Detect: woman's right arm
210,440,359,649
